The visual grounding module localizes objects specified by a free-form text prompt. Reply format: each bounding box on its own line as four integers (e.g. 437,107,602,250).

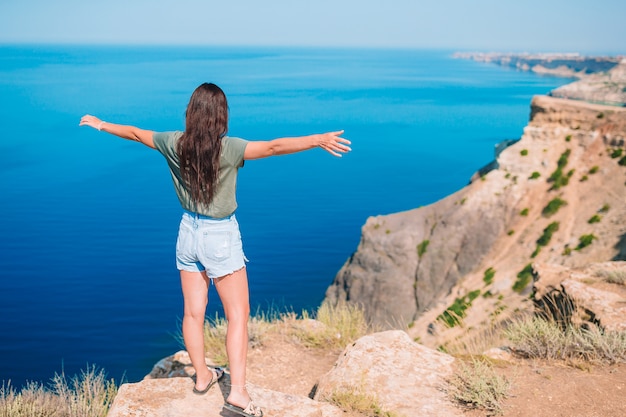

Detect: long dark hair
177,83,228,207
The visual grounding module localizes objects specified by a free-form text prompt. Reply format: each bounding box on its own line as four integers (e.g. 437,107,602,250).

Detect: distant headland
452,51,624,78
454,52,626,107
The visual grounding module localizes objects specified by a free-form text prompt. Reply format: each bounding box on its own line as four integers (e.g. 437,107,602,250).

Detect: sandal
223,401,264,417
191,367,224,395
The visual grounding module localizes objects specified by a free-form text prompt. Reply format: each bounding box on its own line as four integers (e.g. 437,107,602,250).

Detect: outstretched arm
243,130,351,160
79,114,155,149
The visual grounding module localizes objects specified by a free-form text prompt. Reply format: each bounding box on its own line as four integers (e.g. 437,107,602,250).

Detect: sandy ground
242,330,626,417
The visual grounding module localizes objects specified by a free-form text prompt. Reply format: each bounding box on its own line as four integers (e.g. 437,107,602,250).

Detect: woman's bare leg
180,270,215,391
214,267,252,408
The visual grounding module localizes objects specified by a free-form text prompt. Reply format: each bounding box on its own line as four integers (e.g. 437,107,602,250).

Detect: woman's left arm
79,114,155,149
243,130,351,160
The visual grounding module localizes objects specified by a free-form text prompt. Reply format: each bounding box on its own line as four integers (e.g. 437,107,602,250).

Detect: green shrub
417,240,430,259
537,222,559,246
513,264,534,293
483,267,496,286
547,149,571,190
520,149,528,156
507,230,515,236
599,204,610,213
438,290,481,327
576,234,597,250
542,197,567,217
531,221,559,258
589,166,599,174
597,112,604,119
588,214,601,224
565,134,572,142
580,175,588,182
520,208,529,216
610,148,623,158
619,156,626,166
529,171,540,179
556,149,571,169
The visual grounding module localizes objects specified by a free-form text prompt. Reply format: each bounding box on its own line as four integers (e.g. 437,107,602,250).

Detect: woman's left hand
79,114,103,130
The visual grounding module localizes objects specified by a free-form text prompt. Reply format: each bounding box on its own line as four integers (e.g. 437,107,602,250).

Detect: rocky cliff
325,61,626,349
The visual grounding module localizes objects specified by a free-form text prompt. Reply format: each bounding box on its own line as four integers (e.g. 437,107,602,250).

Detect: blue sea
0,45,573,388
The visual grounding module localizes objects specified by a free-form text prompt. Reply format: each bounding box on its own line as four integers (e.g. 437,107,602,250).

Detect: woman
80,82,350,417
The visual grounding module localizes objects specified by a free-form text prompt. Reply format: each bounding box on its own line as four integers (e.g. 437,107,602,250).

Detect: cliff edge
325,60,626,349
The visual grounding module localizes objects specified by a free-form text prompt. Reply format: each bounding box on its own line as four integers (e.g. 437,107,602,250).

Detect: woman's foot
192,367,223,394
223,401,263,417
225,385,263,416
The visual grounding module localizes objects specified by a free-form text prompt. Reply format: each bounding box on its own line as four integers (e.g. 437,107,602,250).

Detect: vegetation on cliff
0,366,117,417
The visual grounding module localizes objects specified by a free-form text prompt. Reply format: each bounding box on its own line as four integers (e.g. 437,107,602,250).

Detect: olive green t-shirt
153,131,248,218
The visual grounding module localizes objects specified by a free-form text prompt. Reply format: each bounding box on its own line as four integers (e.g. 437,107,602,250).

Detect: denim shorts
175,211,247,278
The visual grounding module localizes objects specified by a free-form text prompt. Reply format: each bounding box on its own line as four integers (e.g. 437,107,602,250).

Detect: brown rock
107,374,347,417
313,330,462,417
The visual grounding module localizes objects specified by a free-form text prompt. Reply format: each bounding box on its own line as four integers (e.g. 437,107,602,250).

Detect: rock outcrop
107,376,347,417
314,330,462,417
326,90,626,349
532,261,626,332
107,331,460,417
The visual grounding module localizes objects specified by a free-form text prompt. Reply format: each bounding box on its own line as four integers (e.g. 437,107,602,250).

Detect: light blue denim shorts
176,210,247,278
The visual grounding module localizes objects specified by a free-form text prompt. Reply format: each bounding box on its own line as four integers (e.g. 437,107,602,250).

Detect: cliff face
325,92,626,346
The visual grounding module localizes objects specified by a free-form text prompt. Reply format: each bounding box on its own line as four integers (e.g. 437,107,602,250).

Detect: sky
0,0,625,53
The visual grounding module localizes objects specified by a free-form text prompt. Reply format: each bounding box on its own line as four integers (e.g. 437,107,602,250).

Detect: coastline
453,51,624,79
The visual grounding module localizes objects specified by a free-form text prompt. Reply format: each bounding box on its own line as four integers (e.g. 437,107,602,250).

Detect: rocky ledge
107,331,463,417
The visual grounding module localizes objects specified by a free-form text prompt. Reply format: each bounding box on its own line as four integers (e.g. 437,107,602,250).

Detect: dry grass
447,358,510,416
202,311,275,366
0,366,117,417
448,359,511,415
443,321,511,357
596,269,626,285
324,386,402,417
201,302,370,364
295,301,370,349
504,316,626,364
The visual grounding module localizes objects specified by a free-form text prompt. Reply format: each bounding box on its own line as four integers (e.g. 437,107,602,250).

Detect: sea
0,45,574,388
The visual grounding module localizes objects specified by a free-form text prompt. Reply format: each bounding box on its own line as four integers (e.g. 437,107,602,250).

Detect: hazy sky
1,0,624,53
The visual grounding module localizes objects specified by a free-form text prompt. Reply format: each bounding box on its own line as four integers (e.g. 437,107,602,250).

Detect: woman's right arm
79,114,155,149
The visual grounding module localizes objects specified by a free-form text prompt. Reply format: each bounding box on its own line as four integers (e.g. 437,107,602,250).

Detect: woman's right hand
318,130,351,157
